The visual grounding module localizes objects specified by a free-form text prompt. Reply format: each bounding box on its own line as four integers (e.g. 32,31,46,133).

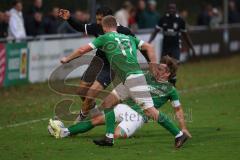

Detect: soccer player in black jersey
149,3,196,85
58,7,150,122
149,3,195,60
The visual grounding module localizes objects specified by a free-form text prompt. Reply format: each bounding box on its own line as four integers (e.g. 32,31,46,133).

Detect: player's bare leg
114,126,128,139
75,80,91,123
93,92,121,146
76,80,92,102
144,107,159,121
81,81,104,113
144,107,188,148
75,80,104,123
99,92,120,109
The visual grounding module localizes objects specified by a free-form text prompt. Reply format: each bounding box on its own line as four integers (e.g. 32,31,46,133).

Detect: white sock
175,131,183,138
60,128,70,138
106,133,114,139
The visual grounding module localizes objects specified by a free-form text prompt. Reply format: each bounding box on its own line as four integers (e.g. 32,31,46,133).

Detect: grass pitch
0,55,240,160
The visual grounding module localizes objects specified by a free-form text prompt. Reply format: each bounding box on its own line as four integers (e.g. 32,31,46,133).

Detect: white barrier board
28,34,162,83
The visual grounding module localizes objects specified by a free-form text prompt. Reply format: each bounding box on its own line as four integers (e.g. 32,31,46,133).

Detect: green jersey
89,32,144,81
145,72,180,108
125,72,180,114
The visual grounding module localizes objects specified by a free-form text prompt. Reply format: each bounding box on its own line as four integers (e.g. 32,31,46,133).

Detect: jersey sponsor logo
103,41,118,52
148,83,172,97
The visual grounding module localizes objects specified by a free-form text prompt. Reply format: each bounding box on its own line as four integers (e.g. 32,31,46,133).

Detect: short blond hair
102,15,117,29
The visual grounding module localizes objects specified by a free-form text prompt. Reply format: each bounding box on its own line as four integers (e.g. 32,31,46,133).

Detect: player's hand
60,57,69,64
58,9,70,20
149,63,160,78
182,128,192,138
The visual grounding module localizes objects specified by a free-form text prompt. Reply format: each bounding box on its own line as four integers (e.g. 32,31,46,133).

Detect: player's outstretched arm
58,9,86,32
182,32,196,57
141,42,157,63
148,28,160,43
60,44,93,64
141,42,160,77
174,106,192,138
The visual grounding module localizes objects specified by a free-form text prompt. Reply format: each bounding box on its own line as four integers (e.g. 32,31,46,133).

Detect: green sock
158,112,180,136
68,120,94,135
104,108,115,137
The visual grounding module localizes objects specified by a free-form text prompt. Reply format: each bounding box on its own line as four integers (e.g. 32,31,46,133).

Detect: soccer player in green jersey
58,16,188,146
49,56,191,148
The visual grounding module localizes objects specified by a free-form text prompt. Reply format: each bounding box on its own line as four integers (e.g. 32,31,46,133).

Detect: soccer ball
47,120,64,136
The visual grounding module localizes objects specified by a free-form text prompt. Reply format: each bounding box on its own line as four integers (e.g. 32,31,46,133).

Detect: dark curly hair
12,0,22,6
96,6,113,17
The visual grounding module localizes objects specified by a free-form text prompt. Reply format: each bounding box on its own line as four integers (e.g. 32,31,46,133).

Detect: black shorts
81,55,114,88
162,47,180,60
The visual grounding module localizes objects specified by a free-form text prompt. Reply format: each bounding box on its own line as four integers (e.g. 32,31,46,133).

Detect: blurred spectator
74,10,90,23
2,12,10,37
144,0,160,28
210,8,222,28
179,9,188,21
115,1,132,27
197,4,212,26
128,7,138,32
25,0,44,36
228,0,240,24
179,9,189,26
44,7,62,34
26,12,45,36
0,11,5,38
136,0,149,29
27,0,43,15
58,10,90,34
0,11,9,38
8,0,26,39
83,11,90,23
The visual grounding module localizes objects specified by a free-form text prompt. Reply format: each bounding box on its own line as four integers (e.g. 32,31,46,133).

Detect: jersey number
115,38,132,56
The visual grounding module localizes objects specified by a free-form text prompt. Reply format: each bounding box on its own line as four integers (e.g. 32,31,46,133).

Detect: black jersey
67,16,135,61
156,13,186,49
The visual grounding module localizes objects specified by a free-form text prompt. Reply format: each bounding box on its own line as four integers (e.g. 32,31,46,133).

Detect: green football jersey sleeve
132,36,145,50
169,88,181,107
169,88,180,101
89,35,105,49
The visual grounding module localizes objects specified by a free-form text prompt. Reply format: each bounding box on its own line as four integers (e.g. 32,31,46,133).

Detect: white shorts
112,74,154,110
114,104,144,137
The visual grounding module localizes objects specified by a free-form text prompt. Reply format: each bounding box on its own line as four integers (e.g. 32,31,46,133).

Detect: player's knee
114,127,128,139
91,115,104,126
144,107,159,121
102,102,116,109
114,133,121,139
76,81,91,96
104,93,120,108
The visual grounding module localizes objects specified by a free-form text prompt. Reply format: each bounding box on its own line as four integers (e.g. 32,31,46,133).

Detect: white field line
0,79,239,130
179,79,240,94
0,118,49,130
